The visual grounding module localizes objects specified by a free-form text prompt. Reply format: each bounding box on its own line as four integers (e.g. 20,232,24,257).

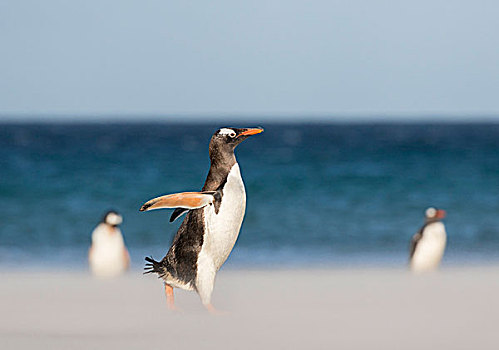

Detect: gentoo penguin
140,127,263,312
88,210,130,277
409,207,447,272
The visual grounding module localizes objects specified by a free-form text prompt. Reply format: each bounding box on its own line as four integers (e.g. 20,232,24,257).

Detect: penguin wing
409,232,422,259
168,188,224,222
170,208,189,222
139,191,217,212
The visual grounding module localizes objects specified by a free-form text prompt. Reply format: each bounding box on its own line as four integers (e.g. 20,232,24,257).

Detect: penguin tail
144,256,166,278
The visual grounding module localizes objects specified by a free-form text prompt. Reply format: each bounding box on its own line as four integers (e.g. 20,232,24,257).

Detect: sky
1,0,499,121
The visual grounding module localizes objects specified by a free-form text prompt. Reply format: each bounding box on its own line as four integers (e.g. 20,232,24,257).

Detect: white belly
199,163,246,271
89,245,128,277
89,225,128,278
411,222,447,272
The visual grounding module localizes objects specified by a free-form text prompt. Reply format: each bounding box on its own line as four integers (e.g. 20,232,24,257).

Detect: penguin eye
218,128,237,138
425,207,436,218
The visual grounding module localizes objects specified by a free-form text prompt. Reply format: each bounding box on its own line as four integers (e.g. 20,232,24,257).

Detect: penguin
409,207,447,272
140,127,263,312
88,210,130,277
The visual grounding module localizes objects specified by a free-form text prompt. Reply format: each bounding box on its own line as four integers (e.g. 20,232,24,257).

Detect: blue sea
1,122,499,269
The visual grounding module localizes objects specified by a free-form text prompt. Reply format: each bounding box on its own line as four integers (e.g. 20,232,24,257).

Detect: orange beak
436,209,446,219
238,127,264,137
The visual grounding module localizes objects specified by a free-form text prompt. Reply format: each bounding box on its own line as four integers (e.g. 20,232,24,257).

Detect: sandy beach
1,266,499,349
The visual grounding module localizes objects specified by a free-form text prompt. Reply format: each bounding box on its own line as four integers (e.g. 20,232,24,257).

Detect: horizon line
1,112,499,124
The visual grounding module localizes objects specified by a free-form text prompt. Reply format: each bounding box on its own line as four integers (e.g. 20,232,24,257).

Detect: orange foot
165,284,179,311
205,303,228,315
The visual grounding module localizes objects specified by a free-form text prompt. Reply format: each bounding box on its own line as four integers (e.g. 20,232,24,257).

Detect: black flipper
410,220,431,261
409,232,423,260
144,256,166,278
170,208,189,222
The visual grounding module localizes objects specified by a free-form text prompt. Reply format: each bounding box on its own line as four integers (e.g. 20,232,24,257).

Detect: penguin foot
205,303,227,315
165,284,177,311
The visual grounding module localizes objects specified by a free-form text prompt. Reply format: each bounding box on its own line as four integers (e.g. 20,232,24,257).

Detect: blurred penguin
89,210,130,277
409,207,447,272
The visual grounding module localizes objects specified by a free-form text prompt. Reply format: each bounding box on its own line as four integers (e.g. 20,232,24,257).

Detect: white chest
411,222,447,272
201,163,246,270
89,225,128,277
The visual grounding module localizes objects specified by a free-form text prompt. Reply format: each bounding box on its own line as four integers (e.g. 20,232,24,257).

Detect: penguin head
209,127,263,158
425,207,446,222
102,210,123,227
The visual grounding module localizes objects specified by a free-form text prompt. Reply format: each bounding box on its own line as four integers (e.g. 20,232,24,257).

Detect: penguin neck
420,218,441,234
104,223,118,235
203,150,237,191
425,218,440,225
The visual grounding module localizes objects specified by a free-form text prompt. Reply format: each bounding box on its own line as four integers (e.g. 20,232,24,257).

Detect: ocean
1,122,499,269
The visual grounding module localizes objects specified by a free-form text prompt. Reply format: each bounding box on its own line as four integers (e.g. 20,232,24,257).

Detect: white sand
1,267,499,349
